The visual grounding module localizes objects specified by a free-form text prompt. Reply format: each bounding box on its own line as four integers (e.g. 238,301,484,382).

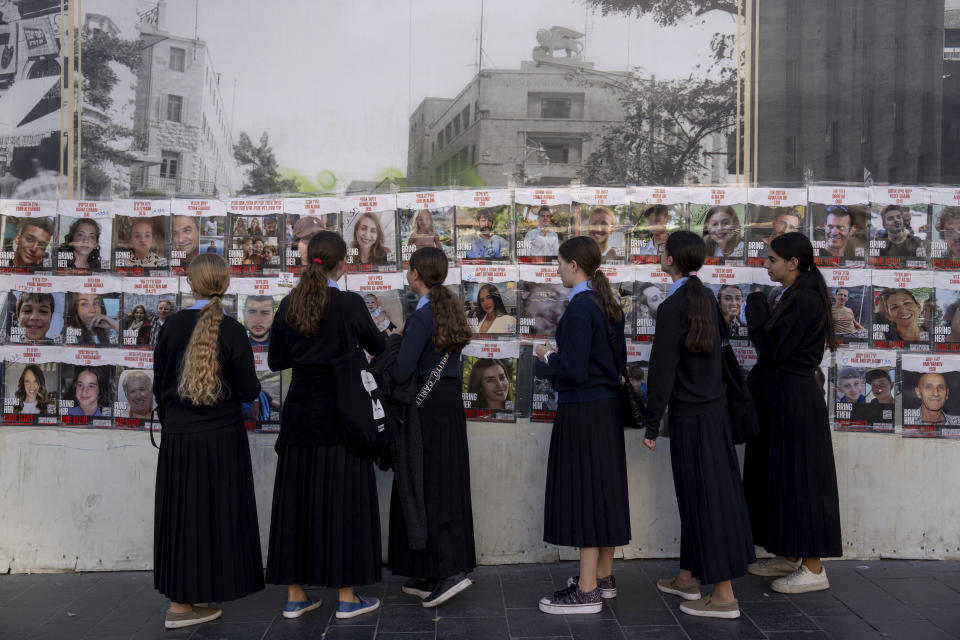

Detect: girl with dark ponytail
742,232,841,594
643,230,755,620
388,247,475,607
532,235,631,615
265,231,387,620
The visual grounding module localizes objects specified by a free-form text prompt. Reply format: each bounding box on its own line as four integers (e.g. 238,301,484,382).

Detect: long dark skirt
744,368,842,558
669,408,756,584
265,443,382,588
389,378,477,580
154,422,264,604
544,397,631,548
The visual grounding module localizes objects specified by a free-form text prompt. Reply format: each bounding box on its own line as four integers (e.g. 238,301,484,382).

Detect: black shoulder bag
584,293,646,429
716,303,761,444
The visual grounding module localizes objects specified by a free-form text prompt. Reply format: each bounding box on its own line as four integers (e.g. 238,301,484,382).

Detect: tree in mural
233,132,300,195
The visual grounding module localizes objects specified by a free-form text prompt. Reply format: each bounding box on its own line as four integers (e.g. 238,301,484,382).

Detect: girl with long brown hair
532,235,630,615
152,253,263,630
388,247,476,607
265,231,386,620
351,211,390,265
66,293,119,345
13,364,51,415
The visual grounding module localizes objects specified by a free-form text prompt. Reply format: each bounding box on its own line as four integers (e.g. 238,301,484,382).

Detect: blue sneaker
335,595,380,619
282,598,322,619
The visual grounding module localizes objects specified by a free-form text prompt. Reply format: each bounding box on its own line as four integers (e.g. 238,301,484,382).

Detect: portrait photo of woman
118,369,154,420
125,304,152,346
472,284,516,334
12,364,52,415
879,288,925,344
66,293,120,346
64,365,113,418
58,218,105,271
467,358,513,410
349,212,392,266
716,284,745,338
701,206,744,260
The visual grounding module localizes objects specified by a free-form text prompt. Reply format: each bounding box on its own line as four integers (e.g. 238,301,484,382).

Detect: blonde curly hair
177,253,229,405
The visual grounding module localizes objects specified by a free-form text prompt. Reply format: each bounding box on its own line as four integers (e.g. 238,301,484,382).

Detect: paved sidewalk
1,560,958,639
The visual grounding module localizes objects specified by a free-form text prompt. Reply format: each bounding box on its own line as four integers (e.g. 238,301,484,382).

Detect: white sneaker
771,565,830,594
747,556,802,577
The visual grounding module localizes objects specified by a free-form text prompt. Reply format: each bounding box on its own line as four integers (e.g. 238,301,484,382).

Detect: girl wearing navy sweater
534,236,630,615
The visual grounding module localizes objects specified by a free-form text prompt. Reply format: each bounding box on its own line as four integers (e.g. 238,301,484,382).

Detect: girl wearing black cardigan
152,253,263,629
643,231,755,619
533,236,630,615
265,232,386,620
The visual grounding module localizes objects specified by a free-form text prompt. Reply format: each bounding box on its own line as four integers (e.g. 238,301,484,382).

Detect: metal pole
77,0,83,196
743,0,753,186
752,0,759,187
736,0,742,184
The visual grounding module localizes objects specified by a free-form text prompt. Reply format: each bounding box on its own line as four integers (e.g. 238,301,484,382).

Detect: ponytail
767,232,838,351
664,230,714,354
177,253,230,406
590,269,623,324
410,247,472,352
287,231,346,337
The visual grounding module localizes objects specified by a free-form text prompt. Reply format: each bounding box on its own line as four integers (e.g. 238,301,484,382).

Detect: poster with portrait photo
928,187,960,270
235,293,283,354
702,266,753,342
169,199,227,276
283,197,341,274
346,272,405,335
688,187,748,266
243,351,282,432
0,199,57,273
227,198,283,277
518,265,570,339
633,265,672,342
809,185,869,268
626,341,653,408
901,353,960,439
120,277,179,349
454,189,513,263
871,270,933,351
833,349,897,434
59,351,116,428
461,339,519,422
823,268,871,348
55,201,114,275
515,188,571,264
933,271,960,353
7,287,65,345
572,186,628,264
342,195,398,272
599,264,636,340
868,186,929,269
746,188,807,267
113,349,156,430
530,339,559,423
1,345,59,425
627,186,688,265
63,287,122,347
112,200,170,275
461,264,518,338
397,190,456,267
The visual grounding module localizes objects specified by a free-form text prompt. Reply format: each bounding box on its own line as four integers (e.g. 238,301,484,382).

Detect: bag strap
580,291,626,374
416,351,450,407
149,408,160,449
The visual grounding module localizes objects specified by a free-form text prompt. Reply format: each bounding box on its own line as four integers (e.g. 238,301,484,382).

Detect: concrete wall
1,422,958,574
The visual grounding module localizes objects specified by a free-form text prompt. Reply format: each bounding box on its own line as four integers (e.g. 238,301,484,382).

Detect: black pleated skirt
153,422,265,604
265,442,382,588
668,408,756,584
543,397,631,548
388,378,477,580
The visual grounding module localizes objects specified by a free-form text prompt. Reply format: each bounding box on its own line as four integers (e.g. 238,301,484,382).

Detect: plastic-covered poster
112,199,170,275
702,266,753,341
687,187,748,266
461,339,519,422
627,186,687,264
572,187,628,264
634,265,673,342
226,198,283,276
530,339,558,423
7,275,65,345
235,290,283,353
934,271,960,352
342,195,397,272
871,270,933,351
56,200,114,274
169,199,227,275
283,197,341,274
396,191,456,267
868,186,929,269
1,345,59,425
599,264,636,339
461,264,518,337
454,189,513,263
515,188,572,263
59,349,117,428
113,349,156,430
518,265,569,339
120,277,179,349
833,349,897,434
901,353,960,439
346,272,405,335
626,341,653,407
928,187,960,270
809,185,868,268
62,275,122,347
244,350,282,432
746,188,807,266
0,199,57,272
823,268,870,348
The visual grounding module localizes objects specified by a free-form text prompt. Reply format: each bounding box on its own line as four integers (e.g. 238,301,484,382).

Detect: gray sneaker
566,574,617,598
538,585,603,615
164,605,222,629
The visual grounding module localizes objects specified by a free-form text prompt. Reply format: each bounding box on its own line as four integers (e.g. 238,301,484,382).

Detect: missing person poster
342,194,398,272
687,187,748,266
634,265,672,342
871,270,933,351
1,345,59,425
901,353,960,439
397,190,456,267
530,339,559,423
599,264,636,339
627,186,688,264
833,349,897,434
572,187,628,264
62,275,122,347
934,271,960,352
245,350,282,433
929,187,960,270
454,189,513,263
518,265,569,339
169,199,227,275
120,277,179,349
226,199,283,277
809,185,869,268
461,339,519,422
515,188,572,264
868,186,928,269
346,272,405,335
824,268,871,348
59,348,116,428
461,264,518,337
112,200,170,275
7,274,65,345
113,349,155,430
626,341,653,407
231,278,284,353
56,200,114,274
746,188,807,266
702,265,753,342
0,199,57,273
283,197,341,274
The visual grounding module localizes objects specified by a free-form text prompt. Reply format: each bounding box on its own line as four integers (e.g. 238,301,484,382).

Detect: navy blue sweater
392,302,461,383
534,292,625,403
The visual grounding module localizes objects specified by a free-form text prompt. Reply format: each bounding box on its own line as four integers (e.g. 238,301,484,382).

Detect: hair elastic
688,271,698,277
313,258,323,264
